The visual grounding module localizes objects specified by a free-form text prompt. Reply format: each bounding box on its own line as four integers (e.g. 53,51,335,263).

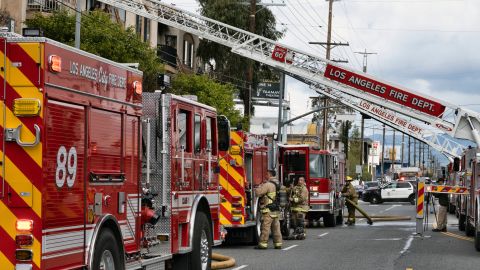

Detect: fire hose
211,252,236,270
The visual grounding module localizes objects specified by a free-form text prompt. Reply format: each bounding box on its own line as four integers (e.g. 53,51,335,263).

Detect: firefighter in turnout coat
290,176,309,239
341,176,358,225
255,170,282,249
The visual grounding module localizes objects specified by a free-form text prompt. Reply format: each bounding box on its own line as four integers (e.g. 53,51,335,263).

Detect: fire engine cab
278,145,345,228
0,33,229,270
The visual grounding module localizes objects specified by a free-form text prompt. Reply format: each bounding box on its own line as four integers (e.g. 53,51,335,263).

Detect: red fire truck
0,34,229,270
453,147,480,250
219,131,270,244
277,145,345,228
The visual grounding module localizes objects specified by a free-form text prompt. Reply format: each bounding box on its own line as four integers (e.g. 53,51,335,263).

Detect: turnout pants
437,205,448,230
259,212,282,248
346,201,356,224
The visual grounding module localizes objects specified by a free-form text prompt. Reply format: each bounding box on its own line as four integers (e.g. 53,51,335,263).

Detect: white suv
380,181,416,205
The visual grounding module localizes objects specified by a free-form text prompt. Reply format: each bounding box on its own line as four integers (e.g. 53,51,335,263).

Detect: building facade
1,0,200,75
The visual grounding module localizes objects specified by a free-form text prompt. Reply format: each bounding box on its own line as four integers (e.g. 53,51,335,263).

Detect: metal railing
27,0,76,12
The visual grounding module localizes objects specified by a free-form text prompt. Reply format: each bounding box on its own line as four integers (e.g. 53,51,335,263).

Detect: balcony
27,0,76,13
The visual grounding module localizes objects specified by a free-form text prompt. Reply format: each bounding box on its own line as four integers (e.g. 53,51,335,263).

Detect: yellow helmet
346,176,353,181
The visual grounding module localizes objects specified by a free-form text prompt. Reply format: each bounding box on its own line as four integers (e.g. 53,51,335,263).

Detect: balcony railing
27,0,76,12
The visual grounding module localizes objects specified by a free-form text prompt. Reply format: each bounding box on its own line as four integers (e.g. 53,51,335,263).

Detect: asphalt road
214,201,480,270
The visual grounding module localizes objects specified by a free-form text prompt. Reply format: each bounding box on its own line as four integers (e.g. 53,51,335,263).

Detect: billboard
253,81,283,99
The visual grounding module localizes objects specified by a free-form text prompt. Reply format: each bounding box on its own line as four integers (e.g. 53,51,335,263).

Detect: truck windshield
309,154,327,178
284,152,306,172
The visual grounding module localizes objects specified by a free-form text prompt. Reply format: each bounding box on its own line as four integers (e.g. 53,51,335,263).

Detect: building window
183,33,194,69
143,18,150,42
165,35,177,49
135,15,142,36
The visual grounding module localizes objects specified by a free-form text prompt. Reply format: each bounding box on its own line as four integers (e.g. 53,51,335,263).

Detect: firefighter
289,176,309,240
342,176,359,225
432,178,448,232
255,169,282,249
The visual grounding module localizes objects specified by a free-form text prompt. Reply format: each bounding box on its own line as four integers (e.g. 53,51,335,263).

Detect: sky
169,0,480,158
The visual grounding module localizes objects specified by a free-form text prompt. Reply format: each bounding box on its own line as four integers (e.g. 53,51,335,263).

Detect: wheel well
196,197,212,230
101,219,124,249
88,215,125,269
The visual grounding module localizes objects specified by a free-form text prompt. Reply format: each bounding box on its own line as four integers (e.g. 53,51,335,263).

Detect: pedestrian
254,169,282,249
289,176,309,240
342,176,359,226
432,178,448,232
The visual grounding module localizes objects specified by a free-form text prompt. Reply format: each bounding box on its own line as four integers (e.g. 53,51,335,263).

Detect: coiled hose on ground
211,252,236,270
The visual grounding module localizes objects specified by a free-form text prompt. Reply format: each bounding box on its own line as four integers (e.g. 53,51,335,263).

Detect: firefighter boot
295,219,306,240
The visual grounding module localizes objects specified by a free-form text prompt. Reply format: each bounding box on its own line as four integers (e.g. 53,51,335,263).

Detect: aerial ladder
96,0,480,158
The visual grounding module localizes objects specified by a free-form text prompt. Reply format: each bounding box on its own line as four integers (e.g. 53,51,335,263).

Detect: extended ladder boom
97,0,480,147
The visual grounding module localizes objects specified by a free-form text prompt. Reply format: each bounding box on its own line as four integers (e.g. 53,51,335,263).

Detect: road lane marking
231,265,248,270
441,232,474,242
318,233,329,237
282,245,298,251
384,205,399,212
372,238,402,241
400,237,413,254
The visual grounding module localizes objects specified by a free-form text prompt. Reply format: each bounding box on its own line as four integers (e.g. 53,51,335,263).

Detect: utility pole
246,0,256,120
381,125,386,183
354,49,376,168
413,139,417,167
401,133,404,166
74,0,83,48
408,136,411,167
309,0,348,149
355,49,377,73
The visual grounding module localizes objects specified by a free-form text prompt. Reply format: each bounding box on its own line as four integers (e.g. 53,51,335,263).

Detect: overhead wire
273,6,325,55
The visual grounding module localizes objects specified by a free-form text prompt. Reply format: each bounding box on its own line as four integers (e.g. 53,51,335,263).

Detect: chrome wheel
99,250,115,270
200,230,209,270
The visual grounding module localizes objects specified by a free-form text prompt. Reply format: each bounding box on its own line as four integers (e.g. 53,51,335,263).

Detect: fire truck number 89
56,146,78,188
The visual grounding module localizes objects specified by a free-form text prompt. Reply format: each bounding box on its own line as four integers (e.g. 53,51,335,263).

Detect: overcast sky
171,0,480,141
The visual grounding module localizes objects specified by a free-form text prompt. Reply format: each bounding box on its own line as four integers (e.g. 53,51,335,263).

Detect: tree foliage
172,73,243,126
25,10,163,91
0,8,13,26
197,0,283,114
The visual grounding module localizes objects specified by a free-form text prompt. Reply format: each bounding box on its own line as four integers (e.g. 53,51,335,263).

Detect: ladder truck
98,0,480,252
0,32,230,270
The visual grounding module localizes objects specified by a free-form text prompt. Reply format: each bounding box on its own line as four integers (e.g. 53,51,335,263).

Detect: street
214,201,480,270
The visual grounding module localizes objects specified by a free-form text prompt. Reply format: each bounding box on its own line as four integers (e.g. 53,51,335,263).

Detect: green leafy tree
172,73,243,126
197,0,283,117
25,10,163,91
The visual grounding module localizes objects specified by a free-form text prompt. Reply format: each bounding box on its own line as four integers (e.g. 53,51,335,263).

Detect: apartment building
1,0,201,74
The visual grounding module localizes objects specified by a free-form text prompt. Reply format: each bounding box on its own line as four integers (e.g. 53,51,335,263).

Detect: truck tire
191,212,212,270
466,218,475,237
459,214,466,231
323,213,336,227
408,194,415,205
475,206,480,252
92,229,124,270
251,207,261,245
336,210,344,225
